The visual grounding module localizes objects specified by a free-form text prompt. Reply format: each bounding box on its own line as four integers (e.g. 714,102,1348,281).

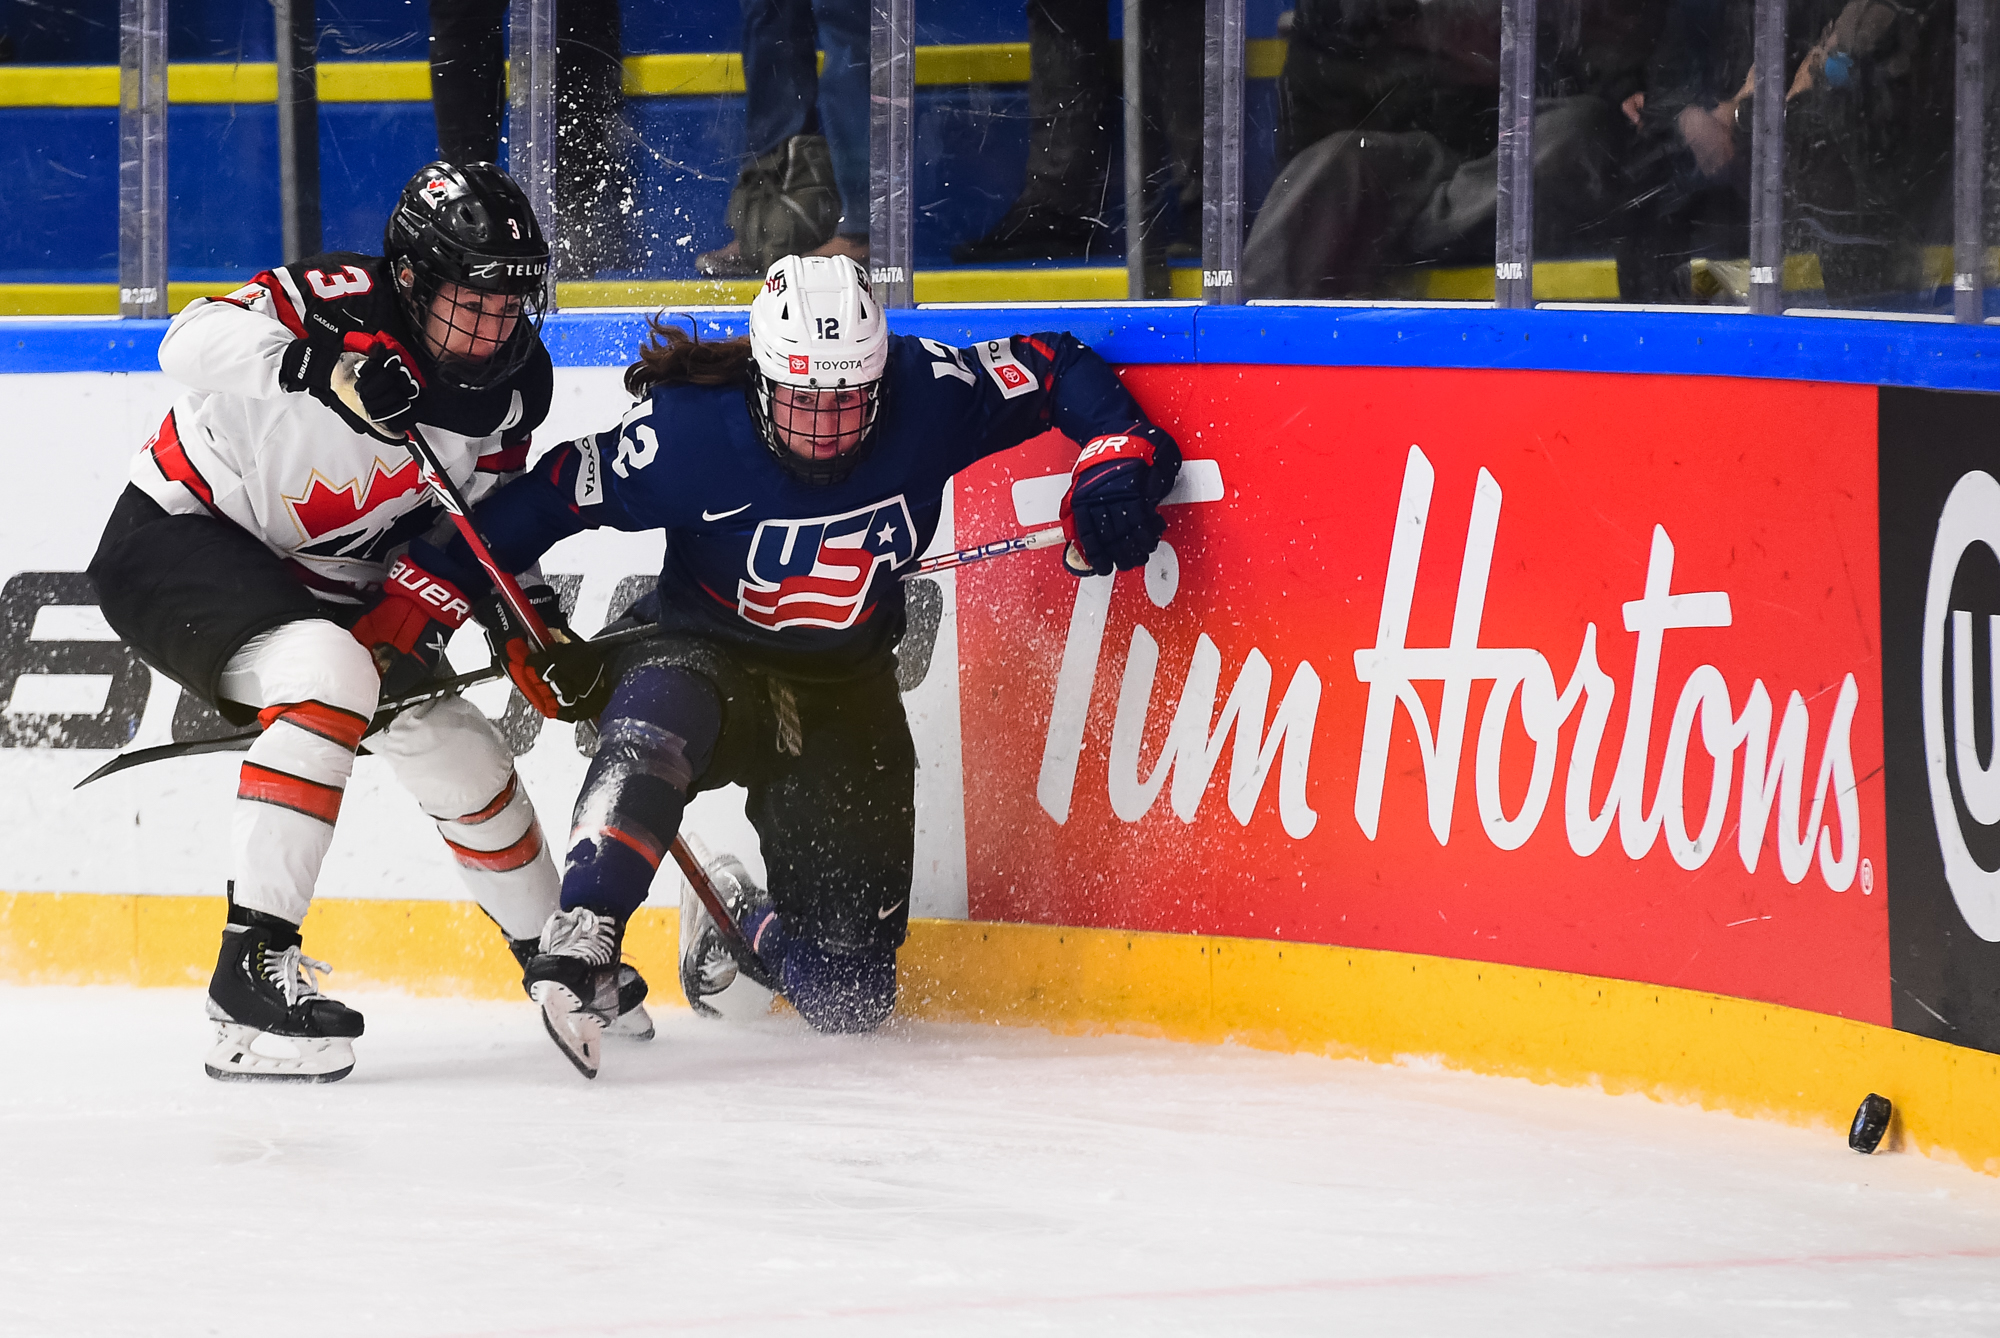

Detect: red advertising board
955,366,1888,1023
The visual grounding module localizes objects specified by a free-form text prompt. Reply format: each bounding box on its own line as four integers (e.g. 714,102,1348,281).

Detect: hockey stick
71,620,676,789
904,524,1069,578
397,414,763,959
76,517,1082,790
668,836,768,984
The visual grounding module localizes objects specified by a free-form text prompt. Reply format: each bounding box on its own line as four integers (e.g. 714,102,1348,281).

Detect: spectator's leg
1400,97,1627,278
555,0,631,278
807,0,871,249
1526,96,1635,263
951,0,1115,263
699,0,824,275
743,0,821,161
1241,128,1458,298
429,0,508,163
1144,0,1205,253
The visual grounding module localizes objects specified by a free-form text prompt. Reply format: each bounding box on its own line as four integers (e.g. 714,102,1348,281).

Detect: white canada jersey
129,251,552,600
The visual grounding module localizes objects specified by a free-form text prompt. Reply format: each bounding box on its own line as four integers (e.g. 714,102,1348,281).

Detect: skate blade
203,1023,354,1083
693,973,779,1023
530,981,604,1078
605,1002,655,1042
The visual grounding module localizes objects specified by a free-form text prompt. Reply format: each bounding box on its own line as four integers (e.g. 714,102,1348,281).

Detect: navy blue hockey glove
477,585,611,724
1058,426,1182,576
349,554,472,700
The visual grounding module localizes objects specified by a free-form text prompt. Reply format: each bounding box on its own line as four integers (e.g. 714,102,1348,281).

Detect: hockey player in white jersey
86,162,650,1082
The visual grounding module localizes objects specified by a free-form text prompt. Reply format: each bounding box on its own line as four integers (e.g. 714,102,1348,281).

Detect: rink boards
3,306,1999,1173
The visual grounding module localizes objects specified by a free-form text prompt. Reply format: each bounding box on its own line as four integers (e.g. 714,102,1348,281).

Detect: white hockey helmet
746,254,891,485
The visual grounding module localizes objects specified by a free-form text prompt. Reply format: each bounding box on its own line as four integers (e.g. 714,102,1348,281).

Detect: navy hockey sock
562,666,720,920
744,909,896,1033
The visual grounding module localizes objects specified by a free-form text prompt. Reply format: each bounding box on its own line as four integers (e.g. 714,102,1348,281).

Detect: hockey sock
777,939,898,1035
736,909,894,1033
562,666,721,920
231,698,369,924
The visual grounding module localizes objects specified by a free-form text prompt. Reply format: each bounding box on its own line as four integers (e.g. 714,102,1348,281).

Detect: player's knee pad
221,617,381,720
564,667,721,912
779,942,897,1034
376,693,518,822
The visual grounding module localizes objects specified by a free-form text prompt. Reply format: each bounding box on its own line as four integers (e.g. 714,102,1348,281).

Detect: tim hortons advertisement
1878,387,2000,1056
954,366,1889,1023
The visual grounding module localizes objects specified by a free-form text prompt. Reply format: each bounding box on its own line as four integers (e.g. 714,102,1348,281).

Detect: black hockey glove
279,331,425,441
478,585,611,723
349,555,473,699
1058,425,1183,576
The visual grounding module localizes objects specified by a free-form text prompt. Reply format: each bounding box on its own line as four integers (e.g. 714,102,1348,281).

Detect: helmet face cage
394,262,547,391
746,372,887,486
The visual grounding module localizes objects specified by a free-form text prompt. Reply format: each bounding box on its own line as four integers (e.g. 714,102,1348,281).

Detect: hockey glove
478,585,611,723
1058,426,1183,576
349,555,473,699
279,331,425,441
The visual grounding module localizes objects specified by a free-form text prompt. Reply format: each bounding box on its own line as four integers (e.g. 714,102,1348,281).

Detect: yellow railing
0,40,1286,107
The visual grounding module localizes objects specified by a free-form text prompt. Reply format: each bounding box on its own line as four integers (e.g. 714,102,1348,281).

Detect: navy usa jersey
471,331,1159,679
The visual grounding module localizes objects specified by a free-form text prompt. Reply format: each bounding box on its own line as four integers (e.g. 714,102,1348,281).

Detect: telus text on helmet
468,261,546,278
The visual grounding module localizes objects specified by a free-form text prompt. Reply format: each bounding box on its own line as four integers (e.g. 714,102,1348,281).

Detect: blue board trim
0,320,175,374
1194,305,2000,392
7,305,1998,393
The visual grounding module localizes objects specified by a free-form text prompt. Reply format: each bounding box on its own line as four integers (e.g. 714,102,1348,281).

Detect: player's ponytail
624,314,754,396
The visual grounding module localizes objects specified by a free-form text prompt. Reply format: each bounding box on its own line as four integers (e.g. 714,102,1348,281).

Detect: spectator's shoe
806,233,870,266
952,206,1102,264
696,238,764,278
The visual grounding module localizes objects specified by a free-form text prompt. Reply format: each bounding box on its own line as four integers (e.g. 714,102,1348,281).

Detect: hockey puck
1848,1093,1893,1154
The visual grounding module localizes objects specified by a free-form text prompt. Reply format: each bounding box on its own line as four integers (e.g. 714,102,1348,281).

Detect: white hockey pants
218,618,557,936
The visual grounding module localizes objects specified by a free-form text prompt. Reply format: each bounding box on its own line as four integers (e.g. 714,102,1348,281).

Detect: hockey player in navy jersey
453,253,1180,1076
86,162,651,1082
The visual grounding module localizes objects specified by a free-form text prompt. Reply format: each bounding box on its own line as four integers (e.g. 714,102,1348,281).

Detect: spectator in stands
1618,0,1951,306
1241,0,1663,300
1783,0,1952,306
427,0,633,280
696,0,870,277
951,0,1204,268
1612,0,1757,301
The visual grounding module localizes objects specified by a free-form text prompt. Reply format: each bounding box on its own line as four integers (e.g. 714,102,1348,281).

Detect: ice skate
523,907,625,1078
204,915,364,1083
678,845,779,1018
509,934,653,1041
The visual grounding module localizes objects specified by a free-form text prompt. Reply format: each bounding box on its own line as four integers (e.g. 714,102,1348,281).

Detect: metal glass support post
1124,0,1145,300
1954,0,1986,323
118,0,167,319
1200,0,1244,304
274,0,322,262
868,0,915,308
1749,0,1786,314
1493,0,1535,308
508,0,559,311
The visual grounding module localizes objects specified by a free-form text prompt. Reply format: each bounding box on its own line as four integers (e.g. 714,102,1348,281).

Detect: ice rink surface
3,987,1998,1337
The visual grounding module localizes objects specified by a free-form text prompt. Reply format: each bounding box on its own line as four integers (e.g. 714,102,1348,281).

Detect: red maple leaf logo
284,458,425,541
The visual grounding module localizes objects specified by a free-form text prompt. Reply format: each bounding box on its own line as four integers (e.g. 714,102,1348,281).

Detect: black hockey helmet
383,161,550,390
